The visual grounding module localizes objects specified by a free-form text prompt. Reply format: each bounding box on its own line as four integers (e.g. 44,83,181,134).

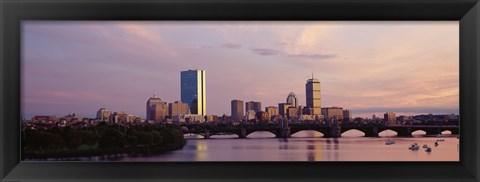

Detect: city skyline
22,21,459,119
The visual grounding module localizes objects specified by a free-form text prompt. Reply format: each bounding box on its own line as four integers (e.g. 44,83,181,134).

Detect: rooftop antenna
153,91,157,98
311,72,314,79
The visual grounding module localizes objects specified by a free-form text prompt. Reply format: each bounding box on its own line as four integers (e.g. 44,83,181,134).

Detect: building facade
384,112,396,125
96,108,110,122
168,101,189,118
265,106,279,118
146,93,164,121
286,92,298,107
306,76,321,115
245,101,262,113
231,100,244,121
343,109,352,122
181,69,206,116
278,103,292,117
321,107,344,121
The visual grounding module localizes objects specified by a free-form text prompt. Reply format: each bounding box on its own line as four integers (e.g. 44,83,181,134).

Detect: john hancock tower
181,69,206,116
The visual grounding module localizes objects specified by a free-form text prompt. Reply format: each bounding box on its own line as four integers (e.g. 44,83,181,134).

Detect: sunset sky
22,21,459,119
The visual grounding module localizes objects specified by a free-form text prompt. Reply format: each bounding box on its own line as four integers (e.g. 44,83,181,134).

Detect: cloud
251,48,283,56
251,48,337,60
221,43,242,49
288,53,337,59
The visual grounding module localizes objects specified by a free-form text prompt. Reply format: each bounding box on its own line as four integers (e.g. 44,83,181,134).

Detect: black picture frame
1,0,479,181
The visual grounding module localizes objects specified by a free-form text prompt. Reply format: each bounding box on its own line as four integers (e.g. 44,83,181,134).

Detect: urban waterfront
22,22,459,161
62,130,459,162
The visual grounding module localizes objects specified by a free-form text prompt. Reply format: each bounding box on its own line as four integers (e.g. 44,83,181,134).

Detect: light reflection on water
78,130,459,161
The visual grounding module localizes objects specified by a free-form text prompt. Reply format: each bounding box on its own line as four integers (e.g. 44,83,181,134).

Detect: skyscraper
231,100,244,121
181,69,206,116
245,101,262,113
146,92,165,120
286,92,298,107
306,75,321,115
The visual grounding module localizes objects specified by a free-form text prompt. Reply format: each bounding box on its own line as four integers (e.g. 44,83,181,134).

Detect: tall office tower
278,103,292,117
306,75,321,115
181,69,206,116
286,92,298,107
231,100,244,121
146,92,164,120
96,108,111,122
169,101,190,118
245,101,262,113
343,109,352,122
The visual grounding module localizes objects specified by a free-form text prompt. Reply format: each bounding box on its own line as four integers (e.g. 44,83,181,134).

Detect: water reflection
92,130,459,161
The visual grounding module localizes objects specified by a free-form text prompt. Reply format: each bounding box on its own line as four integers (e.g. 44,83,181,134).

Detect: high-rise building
231,100,244,121
286,92,298,107
169,101,190,118
321,107,344,120
278,103,292,117
384,112,396,125
343,109,352,122
150,103,168,122
306,75,321,115
146,93,164,120
245,101,262,113
181,69,206,116
96,108,111,122
265,106,279,118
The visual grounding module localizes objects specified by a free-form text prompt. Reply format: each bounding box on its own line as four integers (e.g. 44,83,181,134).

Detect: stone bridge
182,124,459,139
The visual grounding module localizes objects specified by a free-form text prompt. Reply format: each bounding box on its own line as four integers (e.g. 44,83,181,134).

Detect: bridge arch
209,133,239,138
441,130,452,135
183,133,205,138
291,130,325,138
246,131,276,138
378,129,398,137
341,129,365,137
411,129,427,135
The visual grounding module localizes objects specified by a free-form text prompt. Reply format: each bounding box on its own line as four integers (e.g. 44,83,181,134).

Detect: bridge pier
365,127,379,137
278,127,291,138
426,128,441,135
397,128,412,137
239,128,247,138
204,130,210,139
324,126,341,138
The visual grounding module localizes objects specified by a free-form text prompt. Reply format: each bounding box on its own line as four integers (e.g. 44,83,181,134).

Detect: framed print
1,0,479,181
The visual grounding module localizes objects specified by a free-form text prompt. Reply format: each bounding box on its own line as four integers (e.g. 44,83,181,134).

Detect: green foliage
23,123,186,159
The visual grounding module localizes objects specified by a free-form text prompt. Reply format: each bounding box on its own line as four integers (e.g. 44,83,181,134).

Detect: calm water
103,130,459,162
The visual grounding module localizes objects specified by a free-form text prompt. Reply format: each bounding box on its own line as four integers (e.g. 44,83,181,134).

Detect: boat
437,139,445,142
434,142,439,147
422,144,429,148
425,147,432,152
409,143,420,150
385,139,395,145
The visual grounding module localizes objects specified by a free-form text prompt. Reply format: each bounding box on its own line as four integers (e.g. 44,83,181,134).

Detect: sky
22,21,459,119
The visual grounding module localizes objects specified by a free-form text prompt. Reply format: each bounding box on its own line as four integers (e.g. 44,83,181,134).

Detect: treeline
22,122,186,160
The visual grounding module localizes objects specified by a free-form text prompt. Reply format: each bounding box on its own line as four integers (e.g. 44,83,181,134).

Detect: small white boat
385,139,395,145
422,144,429,148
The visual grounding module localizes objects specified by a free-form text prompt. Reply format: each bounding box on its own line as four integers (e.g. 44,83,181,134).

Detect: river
107,130,459,162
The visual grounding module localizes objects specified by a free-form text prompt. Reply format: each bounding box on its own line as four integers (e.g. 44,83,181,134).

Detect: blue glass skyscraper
181,69,206,116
